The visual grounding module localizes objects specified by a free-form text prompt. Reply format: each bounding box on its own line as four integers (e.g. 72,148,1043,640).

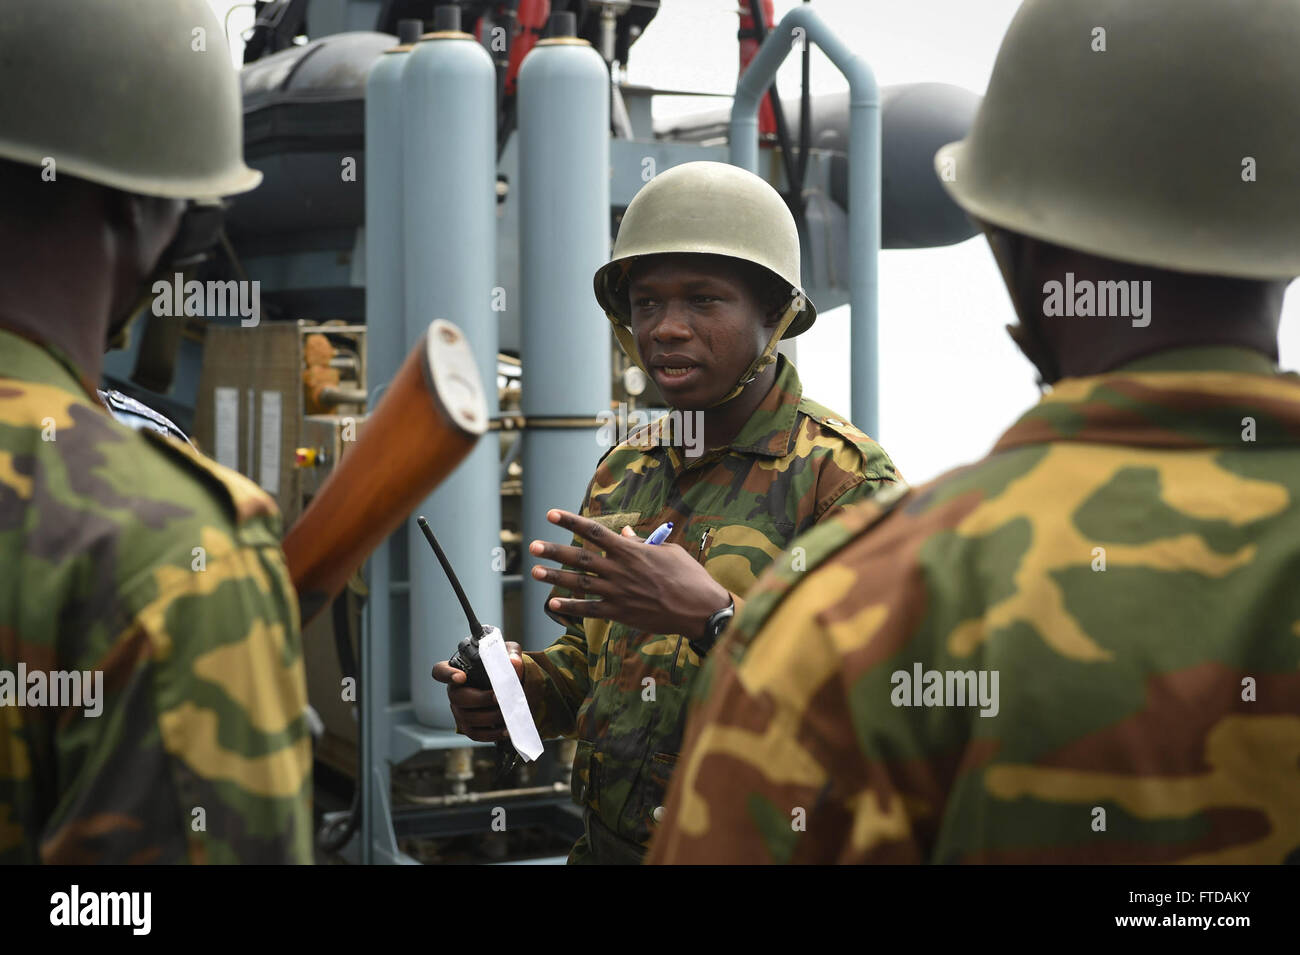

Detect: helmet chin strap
704,296,801,408
612,293,804,409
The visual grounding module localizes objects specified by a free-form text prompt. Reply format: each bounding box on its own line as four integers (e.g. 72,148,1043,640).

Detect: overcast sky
211,0,1300,484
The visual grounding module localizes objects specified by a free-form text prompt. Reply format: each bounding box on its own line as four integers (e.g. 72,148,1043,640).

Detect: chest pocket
697,520,795,600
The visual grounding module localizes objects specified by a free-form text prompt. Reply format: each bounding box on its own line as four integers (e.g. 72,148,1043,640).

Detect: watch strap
690,597,735,658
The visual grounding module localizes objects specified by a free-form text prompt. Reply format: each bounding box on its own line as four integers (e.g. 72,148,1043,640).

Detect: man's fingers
442,658,509,743
431,661,467,684
530,539,608,574
457,707,507,731
459,725,508,743
505,642,525,681
447,685,497,708
545,508,625,552
547,595,616,619
531,565,609,598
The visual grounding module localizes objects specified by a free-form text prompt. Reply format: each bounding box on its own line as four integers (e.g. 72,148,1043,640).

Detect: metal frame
730,6,882,435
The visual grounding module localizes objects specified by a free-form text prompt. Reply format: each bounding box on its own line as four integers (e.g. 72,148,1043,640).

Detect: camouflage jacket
520,355,899,861
648,347,1300,864
0,329,312,863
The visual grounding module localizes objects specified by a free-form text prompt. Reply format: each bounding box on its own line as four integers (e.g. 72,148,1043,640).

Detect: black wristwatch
690,597,735,658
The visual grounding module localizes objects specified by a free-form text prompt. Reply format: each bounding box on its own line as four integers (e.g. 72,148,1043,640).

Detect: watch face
709,605,734,637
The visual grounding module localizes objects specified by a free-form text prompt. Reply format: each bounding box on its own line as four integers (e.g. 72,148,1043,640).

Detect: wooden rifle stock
282,320,487,624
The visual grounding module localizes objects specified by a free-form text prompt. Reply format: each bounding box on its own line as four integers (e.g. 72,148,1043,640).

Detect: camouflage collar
1113,345,1278,375
643,353,803,469
994,349,1300,453
0,327,99,401
725,353,804,456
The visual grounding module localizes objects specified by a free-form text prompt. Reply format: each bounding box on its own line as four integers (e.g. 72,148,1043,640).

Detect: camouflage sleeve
797,403,901,526
520,477,601,740
521,615,590,740
818,461,902,521
33,525,313,864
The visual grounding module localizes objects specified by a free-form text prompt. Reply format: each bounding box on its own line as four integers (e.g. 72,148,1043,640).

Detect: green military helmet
595,161,816,330
594,161,816,391
935,0,1300,280
0,0,261,200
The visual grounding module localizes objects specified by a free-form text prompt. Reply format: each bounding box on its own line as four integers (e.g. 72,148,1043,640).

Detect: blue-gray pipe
365,44,409,451
361,39,409,862
517,32,612,652
402,29,502,728
730,7,881,437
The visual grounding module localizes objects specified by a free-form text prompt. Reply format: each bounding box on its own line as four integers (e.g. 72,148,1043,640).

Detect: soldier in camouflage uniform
434,162,898,863
651,0,1300,864
0,1,312,863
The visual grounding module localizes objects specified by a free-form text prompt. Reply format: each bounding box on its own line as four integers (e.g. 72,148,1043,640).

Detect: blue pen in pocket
645,521,673,546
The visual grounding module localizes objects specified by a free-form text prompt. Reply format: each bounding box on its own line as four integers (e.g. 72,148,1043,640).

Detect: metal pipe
317,386,369,406
360,29,414,866
392,781,569,807
730,6,881,436
499,431,522,483
517,17,612,651
797,0,812,202
403,19,502,728
364,43,409,419
746,0,806,240
600,8,619,63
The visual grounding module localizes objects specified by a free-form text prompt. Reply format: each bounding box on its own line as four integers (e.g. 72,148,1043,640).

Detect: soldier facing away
0,1,312,862
433,161,899,863
650,0,1300,864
